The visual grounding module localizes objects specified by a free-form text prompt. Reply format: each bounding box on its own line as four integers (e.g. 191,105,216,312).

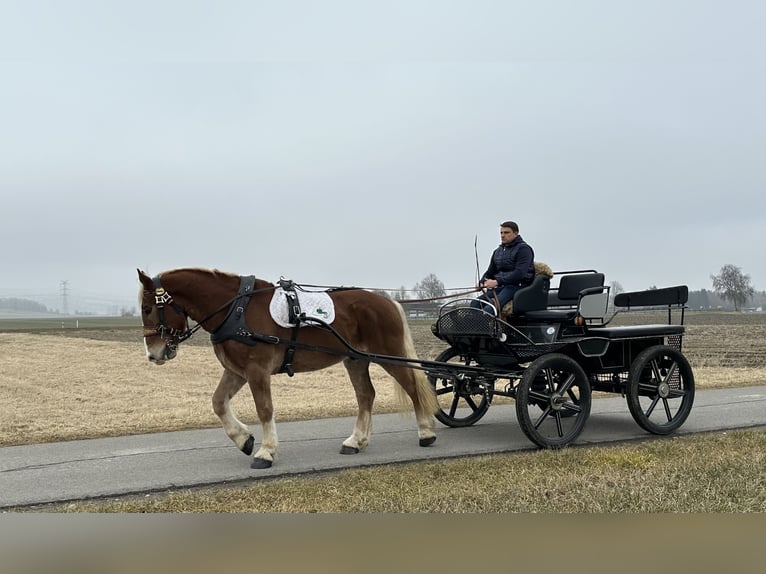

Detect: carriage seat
506,274,551,317
500,262,554,320
519,272,606,323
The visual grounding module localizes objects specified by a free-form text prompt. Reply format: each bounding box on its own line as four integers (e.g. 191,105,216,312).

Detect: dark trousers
471,285,520,313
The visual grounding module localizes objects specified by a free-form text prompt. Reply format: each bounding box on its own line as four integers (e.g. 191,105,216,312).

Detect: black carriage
427,270,695,449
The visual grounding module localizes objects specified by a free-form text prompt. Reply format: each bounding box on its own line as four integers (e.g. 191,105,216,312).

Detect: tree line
0,298,49,313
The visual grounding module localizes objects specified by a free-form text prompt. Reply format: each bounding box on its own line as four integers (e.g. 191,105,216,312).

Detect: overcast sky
1,1,764,312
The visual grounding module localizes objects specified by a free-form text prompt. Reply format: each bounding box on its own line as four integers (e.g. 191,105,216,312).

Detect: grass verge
21,428,766,513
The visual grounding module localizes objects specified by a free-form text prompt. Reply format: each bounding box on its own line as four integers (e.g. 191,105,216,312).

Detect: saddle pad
269,287,335,328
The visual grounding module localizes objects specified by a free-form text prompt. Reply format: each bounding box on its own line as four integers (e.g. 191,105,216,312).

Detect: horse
137,268,439,469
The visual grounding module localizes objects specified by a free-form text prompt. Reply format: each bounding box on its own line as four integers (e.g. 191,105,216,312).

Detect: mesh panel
667,335,682,351
436,308,499,337
513,343,567,362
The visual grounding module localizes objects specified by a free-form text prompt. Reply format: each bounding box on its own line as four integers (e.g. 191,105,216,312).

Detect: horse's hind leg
245,369,278,469
381,364,437,447
212,369,256,456
341,358,375,454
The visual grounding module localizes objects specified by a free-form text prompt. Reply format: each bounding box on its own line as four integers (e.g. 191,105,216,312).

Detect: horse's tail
391,300,440,416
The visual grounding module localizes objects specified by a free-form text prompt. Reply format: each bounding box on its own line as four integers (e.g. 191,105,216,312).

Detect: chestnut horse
137,268,438,469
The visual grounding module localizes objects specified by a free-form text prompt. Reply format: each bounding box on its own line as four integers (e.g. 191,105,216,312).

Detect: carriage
426,269,695,448
138,266,694,468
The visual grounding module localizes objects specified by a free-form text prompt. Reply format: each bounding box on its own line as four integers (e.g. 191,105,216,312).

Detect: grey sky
1,1,764,312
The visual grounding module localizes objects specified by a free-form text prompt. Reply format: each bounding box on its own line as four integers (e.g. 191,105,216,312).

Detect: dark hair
500,221,519,233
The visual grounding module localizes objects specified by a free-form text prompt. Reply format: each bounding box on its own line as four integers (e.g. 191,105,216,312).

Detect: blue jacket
482,235,535,288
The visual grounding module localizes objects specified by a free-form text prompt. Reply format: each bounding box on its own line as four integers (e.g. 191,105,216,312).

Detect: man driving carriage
474,220,535,313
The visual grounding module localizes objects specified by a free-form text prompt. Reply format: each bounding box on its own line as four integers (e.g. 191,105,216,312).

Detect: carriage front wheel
427,347,493,427
515,353,591,449
626,345,695,435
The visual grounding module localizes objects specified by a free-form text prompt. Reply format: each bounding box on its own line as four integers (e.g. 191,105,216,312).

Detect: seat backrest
614,285,688,307
512,275,550,315
551,272,605,305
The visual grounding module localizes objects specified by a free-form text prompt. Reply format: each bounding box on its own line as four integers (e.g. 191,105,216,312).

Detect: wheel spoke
464,394,481,412
448,394,460,418
662,398,673,422
558,373,576,395
650,359,663,382
645,395,660,417
435,385,455,396
543,369,554,391
561,402,582,414
533,407,551,429
554,412,564,437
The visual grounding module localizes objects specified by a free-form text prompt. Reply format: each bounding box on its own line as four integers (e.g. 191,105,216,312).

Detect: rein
397,287,479,304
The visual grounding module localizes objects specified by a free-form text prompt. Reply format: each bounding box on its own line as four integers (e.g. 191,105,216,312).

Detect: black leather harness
210,275,259,345
209,276,305,377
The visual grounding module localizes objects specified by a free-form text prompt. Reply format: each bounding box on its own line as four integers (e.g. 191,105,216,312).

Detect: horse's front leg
341,358,375,454
211,369,256,456
246,369,278,469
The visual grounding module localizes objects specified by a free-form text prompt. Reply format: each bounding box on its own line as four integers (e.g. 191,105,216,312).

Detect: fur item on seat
501,261,553,317
533,261,554,279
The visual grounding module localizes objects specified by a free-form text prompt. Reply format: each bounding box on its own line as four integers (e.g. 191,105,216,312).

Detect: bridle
142,277,193,349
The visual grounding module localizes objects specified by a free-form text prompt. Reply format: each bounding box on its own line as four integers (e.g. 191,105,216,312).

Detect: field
1,311,765,447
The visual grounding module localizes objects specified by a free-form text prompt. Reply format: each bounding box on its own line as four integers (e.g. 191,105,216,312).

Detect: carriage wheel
626,345,695,435
427,347,492,427
515,353,591,449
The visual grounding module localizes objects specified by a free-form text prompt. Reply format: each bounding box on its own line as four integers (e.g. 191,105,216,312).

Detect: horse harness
148,274,318,377
209,277,305,376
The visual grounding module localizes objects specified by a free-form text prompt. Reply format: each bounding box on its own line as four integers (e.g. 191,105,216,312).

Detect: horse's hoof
340,445,359,455
419,436,436,447
250,457,273,469
242,435,255,456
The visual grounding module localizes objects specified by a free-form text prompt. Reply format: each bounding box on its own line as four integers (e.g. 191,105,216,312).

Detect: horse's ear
137,269,154,291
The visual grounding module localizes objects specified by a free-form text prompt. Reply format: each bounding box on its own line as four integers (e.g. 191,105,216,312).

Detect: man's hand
482,279,499,289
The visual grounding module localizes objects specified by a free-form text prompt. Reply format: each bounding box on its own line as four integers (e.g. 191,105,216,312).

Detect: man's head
499,221,519,244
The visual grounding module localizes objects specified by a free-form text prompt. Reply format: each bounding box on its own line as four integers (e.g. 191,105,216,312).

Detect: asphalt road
2,385,766,509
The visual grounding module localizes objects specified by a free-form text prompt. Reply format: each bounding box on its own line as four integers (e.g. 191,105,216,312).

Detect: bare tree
391,286,409,301
608,280,624,310
414,274,446,299
711,264,755,311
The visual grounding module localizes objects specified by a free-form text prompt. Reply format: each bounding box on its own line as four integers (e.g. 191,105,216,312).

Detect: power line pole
60,280,69,315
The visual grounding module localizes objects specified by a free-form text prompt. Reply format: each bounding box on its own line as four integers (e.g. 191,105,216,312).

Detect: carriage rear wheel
626,345,695,435
428,347,493,427
515,353,591,449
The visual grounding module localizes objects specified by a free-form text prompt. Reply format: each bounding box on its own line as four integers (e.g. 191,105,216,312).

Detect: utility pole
60,280,69,315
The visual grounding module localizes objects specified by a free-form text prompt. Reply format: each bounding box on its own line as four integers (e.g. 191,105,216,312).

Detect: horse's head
137,269,190,365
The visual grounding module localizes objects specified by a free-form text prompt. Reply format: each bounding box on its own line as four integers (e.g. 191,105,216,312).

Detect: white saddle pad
269,287,335,328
